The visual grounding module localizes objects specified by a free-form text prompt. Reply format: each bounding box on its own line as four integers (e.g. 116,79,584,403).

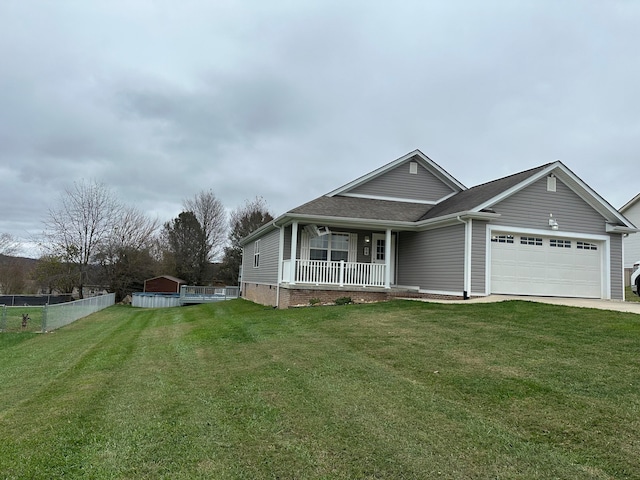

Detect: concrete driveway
410,295,640,315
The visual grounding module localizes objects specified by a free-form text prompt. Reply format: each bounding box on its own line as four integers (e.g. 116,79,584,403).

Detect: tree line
0,180,273,301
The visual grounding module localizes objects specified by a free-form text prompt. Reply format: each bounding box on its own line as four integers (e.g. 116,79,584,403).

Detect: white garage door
490,233,602,298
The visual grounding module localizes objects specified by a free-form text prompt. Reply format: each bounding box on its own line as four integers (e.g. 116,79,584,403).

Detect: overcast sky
2,1,639,257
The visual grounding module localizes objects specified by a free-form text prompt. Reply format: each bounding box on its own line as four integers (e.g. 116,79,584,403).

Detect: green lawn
1,306,45,332
626,285,640,302
0,299,639,479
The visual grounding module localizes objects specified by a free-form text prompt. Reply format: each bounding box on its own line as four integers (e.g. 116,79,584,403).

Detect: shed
143,275,187,293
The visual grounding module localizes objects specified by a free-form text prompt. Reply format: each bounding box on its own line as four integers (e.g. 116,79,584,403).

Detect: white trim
338,190,461,205
339,192,437,205
276,225,284,308
465,219,472,296
253,240,259,268
620,192,640,213
418,289,467,297
290,221,298,285
385,229,391,289
485,224,611,299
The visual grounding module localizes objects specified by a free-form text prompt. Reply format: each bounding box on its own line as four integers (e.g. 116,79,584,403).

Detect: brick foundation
242,283,278,307
242,282,465,308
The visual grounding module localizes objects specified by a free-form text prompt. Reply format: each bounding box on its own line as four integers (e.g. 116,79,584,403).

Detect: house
619,194,640,276
240,150,636,308
143,275,187,294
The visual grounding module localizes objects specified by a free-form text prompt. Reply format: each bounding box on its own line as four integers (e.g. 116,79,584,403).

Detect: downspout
275,222,284,309
456,216,471,300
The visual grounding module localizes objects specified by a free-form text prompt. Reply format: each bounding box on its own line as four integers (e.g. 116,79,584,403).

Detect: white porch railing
281,260,386,287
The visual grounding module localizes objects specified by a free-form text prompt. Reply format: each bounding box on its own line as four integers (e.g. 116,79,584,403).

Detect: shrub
334,297,352,306
309,298,321,306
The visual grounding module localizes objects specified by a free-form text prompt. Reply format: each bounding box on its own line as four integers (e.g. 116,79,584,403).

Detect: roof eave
606,224,640,234
240,210,501,244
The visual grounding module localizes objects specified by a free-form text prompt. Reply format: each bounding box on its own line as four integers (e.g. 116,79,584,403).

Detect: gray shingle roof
419,163,552,220
289,195,433,222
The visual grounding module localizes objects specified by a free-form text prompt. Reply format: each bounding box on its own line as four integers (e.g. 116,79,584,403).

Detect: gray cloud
1,0,639,257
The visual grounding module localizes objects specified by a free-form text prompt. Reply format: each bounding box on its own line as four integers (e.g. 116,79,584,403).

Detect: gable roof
422,160,635,230
620,192,640,213
327,149,466,199
240,152,636,245
145,275,187,284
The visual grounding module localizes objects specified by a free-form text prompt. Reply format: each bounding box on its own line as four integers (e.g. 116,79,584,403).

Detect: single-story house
143,275,187,294
240,150,636,308
620,193,640,271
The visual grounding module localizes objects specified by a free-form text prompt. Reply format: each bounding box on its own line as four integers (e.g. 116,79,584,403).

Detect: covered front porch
278,221,396,289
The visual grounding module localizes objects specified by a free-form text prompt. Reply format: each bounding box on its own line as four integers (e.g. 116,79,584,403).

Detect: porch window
309,233,350,262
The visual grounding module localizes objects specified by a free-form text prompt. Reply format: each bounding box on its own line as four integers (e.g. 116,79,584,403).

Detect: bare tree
220,197,273,285
95,206,160,301
183,190,226,262
0,233,18,256
42,180,122,298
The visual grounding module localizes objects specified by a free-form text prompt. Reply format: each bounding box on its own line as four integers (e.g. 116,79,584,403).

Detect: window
310,233,350,262
253,240,260,267
491,235,514,244
577,241,598,251
550,239,571,248
375,238,385,261
520,237,542,246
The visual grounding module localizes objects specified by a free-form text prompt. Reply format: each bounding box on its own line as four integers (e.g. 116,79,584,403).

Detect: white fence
282,260,386,287
43,293,116,332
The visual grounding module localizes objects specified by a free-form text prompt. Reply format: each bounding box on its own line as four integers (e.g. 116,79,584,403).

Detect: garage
490,233,602,298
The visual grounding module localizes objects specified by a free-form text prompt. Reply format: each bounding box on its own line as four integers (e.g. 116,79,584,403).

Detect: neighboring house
619,193,640,270
143,275,187,294
240,150,636,308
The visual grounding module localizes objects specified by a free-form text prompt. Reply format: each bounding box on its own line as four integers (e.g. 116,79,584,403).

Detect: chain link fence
1,293,116,333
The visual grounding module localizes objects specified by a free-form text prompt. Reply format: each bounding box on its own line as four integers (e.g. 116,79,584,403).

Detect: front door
372,233,395,284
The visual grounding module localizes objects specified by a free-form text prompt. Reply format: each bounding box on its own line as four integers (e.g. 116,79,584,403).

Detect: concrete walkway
406,295,640,315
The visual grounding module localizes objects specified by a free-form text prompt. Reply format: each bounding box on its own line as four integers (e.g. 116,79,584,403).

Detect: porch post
384,228,391,289
290,221,298,285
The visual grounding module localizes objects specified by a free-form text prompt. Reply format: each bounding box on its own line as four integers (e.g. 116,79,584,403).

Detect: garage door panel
491,233,602,298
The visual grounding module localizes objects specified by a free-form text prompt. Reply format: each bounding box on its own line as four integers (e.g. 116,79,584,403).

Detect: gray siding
611,234,623,300
397,224,465,292
492,177,607,235
347,161,455,202
241,228,280,285
470,220,487,295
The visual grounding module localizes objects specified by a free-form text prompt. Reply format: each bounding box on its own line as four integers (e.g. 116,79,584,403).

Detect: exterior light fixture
365,236,370,243
549,213,559,230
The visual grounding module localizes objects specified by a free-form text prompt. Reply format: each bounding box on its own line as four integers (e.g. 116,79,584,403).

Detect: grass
625,285,640,302
1,306,45,332
0,299,639,479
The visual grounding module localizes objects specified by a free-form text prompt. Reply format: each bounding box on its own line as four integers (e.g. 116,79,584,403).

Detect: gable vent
547,174,556,192
409,161,418,174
